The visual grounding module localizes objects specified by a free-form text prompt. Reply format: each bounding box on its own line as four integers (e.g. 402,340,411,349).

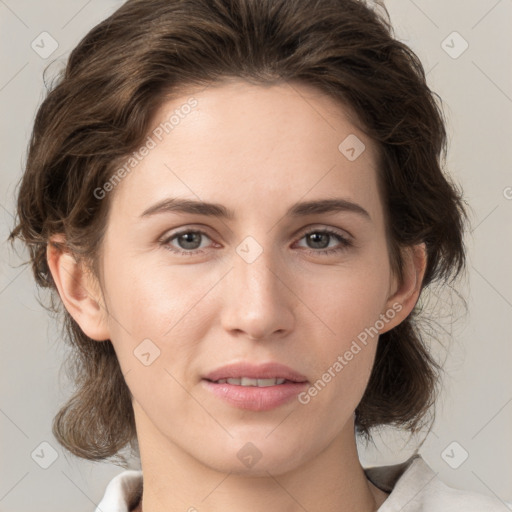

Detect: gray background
1,1,511,510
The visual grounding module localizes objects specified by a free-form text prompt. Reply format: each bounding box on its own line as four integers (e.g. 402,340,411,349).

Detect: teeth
218,377,287,386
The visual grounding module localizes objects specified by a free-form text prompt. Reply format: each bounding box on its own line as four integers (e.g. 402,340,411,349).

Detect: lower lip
201,380,308,411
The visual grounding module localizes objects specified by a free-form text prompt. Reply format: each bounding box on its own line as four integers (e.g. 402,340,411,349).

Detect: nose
220,244,295,341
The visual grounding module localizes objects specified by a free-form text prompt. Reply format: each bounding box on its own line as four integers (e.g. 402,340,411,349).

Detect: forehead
108,79,384,227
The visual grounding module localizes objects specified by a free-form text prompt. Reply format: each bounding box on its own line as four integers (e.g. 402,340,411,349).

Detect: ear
379,242,427,334
46,234,110,341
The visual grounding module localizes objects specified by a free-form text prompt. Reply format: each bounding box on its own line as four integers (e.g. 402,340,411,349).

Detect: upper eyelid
162,223,351,237
161,225,352,246
295,224,352,239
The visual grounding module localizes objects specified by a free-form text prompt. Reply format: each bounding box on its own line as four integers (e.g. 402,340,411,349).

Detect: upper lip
203,362,308,383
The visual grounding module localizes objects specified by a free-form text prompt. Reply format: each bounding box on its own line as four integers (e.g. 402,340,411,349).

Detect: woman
9,0,507,510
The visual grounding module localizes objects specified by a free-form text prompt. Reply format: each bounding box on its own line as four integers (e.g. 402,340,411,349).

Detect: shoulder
94,469,143,512
365,455,509,512
417,474,508,511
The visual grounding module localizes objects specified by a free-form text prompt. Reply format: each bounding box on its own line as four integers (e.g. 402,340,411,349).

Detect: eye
160,229,214,255
159,227,352,257
295,228,352,256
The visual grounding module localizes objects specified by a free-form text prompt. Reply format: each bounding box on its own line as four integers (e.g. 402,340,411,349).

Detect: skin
47,79,426,512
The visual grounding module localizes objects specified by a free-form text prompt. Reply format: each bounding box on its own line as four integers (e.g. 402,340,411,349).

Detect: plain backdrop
1,1,511,511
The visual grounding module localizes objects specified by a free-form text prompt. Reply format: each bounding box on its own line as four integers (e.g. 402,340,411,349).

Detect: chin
195,434,310,477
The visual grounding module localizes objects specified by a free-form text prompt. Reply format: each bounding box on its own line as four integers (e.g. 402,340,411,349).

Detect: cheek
295,251,391,406
100,260,214,424
296,277,384,440
101,256,224,385
299,255,391,348
102,253,212,336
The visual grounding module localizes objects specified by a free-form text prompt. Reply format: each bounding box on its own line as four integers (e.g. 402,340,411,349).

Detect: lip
201,362,309,412
202,380,308,411
202,362,308,383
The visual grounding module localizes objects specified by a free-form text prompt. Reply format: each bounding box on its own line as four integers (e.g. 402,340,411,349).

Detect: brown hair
9,0,468,465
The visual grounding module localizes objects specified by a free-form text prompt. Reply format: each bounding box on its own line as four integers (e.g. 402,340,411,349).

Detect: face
65,79,421,476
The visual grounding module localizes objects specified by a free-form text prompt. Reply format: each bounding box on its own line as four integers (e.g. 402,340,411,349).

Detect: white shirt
94,454,509,511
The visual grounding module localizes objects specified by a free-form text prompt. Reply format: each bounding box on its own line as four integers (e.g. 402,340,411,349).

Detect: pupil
308,232,329,249
177,232,331,251
179,232,201,249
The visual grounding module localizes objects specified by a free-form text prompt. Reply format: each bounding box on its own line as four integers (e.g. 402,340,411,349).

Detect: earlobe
379,243,427,334
46,234,110,341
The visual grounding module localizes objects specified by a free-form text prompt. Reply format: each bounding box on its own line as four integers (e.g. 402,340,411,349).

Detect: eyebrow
140,197,371,221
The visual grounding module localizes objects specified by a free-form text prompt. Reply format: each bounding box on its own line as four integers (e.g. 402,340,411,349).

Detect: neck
132,402,388,512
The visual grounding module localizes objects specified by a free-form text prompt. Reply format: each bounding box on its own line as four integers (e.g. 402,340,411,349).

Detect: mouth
204,377,302,387
201,362,309,411
203,361,308,384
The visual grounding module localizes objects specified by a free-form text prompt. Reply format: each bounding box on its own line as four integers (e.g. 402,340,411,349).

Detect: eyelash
159,228,353,257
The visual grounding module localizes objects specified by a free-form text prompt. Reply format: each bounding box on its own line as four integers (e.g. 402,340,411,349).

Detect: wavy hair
9,0,468,465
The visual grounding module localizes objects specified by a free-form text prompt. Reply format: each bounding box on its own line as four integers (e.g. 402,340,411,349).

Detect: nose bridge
234,236,284,308
221,234,293,339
